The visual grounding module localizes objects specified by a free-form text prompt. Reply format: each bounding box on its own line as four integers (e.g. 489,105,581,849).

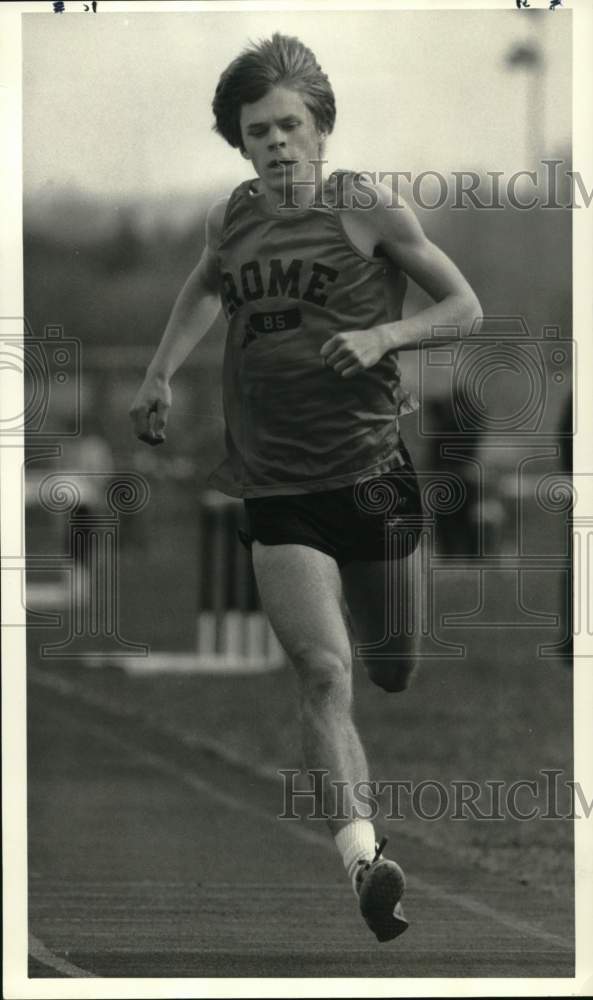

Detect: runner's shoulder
328,170,412,220
205,195,230,249
329,171,419,246
327,171,395,206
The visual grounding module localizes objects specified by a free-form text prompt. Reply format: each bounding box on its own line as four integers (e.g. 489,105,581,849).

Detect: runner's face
239,86,325,197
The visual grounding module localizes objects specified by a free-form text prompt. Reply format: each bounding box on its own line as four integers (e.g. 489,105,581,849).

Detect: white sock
334,820,376,894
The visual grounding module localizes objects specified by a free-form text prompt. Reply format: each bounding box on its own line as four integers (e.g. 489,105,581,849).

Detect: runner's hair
212,33,336,150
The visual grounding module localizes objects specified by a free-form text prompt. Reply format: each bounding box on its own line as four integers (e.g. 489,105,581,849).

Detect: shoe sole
359,860,409,942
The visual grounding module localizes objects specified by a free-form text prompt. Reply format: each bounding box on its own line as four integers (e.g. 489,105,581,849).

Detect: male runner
130,33,481,942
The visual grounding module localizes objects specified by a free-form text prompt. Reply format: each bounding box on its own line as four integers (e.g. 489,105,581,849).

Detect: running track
28,669,574,979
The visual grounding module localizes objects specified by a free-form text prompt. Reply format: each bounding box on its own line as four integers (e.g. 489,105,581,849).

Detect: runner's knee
292,646,351,702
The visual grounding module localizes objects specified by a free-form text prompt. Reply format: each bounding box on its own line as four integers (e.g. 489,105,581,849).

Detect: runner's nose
267,126,286,150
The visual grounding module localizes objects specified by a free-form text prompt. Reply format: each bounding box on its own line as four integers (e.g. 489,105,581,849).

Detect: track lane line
28,933,96,978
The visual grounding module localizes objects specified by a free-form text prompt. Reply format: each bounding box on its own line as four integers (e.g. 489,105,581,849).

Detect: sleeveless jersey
207,173,420,498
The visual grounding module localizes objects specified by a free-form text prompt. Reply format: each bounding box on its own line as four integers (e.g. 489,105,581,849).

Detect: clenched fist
320,327,389,378
129,375,172,446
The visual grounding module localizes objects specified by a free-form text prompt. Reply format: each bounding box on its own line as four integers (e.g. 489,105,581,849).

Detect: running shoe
355,836,409,942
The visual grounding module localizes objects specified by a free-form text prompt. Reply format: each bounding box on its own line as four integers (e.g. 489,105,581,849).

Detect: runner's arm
370,183,482,352
129,198,227,445
320,183,482,377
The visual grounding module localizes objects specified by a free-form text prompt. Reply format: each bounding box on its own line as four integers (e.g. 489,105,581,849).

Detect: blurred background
23,8,574,903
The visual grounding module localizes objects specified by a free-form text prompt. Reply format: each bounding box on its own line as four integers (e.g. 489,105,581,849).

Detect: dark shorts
238,440,425,567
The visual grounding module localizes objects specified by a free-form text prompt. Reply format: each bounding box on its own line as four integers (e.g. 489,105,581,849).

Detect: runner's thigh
251,542,351,672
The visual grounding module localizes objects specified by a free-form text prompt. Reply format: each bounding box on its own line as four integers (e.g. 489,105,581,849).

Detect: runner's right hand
129,375,172,446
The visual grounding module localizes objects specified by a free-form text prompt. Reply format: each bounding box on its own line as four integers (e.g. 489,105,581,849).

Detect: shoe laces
356,835,389,877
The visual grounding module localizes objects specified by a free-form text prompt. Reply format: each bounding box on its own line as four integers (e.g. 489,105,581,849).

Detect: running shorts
238,439,425,567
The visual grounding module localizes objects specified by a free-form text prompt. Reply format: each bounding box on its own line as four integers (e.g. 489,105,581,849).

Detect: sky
22,7,571,202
